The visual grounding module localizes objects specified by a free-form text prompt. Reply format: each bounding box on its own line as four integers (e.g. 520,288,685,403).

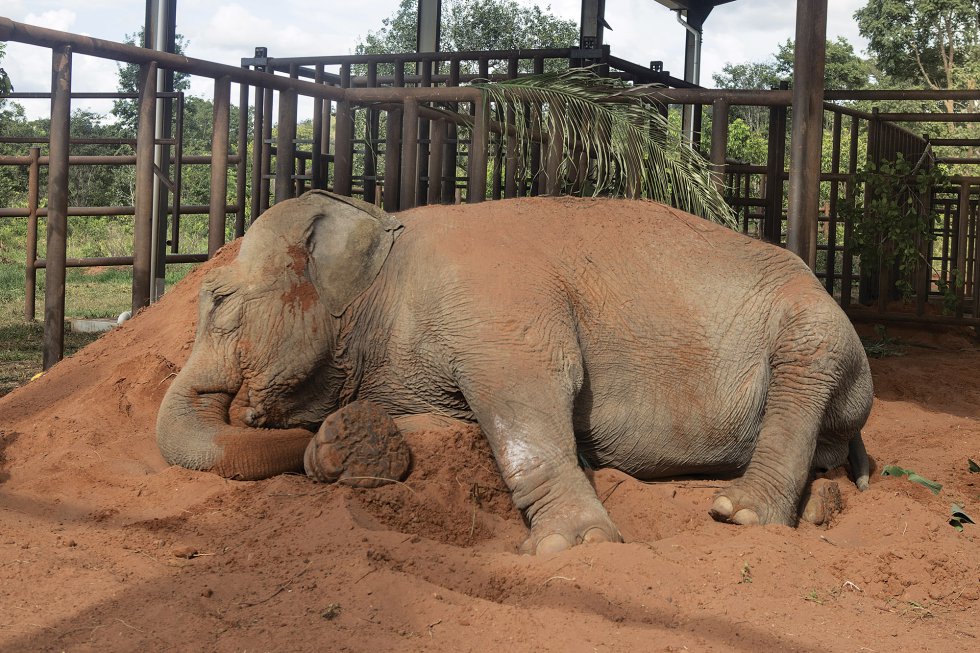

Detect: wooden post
132,60,157,314
400,98,420,210
709,99,730,195
43,46,72,369
25,147,40,322
786,0,827,269
209,75,231,255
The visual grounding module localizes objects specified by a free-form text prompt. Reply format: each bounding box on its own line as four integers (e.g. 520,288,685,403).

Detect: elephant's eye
206,290,238,333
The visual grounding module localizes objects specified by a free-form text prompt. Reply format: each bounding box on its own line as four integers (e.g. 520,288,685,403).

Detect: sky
0,0,871,120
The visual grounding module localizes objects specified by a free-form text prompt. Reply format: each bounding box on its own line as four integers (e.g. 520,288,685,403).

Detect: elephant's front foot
304,401,411,488
709,478,797,526
519,493,623,555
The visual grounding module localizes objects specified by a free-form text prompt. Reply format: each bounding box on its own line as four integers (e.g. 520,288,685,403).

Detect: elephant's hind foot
709,480,797,526
519,503,623,555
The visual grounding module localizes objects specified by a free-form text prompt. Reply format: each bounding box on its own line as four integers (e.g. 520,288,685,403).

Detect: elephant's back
396,196,812,306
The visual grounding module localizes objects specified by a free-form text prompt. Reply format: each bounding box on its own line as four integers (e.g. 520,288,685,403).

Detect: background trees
355,0,578,73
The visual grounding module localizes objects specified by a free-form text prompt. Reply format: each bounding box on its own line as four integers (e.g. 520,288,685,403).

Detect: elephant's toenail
732,508,760,525
710,496,734,520
535,533,572,555
582,527,612,544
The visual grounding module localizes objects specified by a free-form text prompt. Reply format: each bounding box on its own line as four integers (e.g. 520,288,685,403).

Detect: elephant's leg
710,322,845,526
458,362,622,554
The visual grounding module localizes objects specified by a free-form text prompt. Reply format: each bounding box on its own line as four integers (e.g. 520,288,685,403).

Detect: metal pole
43,45,72,369
786,0,828,268
25,146,40,322
132,61,157,313
209,75,231,255
235,81,248,237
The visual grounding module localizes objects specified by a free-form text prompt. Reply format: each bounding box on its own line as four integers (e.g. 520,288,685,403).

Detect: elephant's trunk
156,358,313,480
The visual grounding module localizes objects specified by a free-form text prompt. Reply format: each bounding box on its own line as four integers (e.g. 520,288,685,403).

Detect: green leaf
949,504,975,532
465,68,736,227
968,459,980,473
880,464,943,494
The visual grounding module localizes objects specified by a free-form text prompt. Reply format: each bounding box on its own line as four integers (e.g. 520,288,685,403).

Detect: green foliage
355,0,578,74
0,42,12,94
471,69,735,225
843,153,948,299
713,37,872,92
855,0,980,95
881,464,943,494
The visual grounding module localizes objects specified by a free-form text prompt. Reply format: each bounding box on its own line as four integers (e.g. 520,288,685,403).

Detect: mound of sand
1,200,979,651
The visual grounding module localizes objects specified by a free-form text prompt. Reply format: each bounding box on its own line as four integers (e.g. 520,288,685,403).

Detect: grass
0,259,198,397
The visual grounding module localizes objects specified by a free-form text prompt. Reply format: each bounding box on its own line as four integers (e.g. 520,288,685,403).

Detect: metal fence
1,16,979,371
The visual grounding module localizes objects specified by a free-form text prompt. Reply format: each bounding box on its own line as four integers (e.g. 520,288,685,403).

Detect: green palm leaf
467,68,735,227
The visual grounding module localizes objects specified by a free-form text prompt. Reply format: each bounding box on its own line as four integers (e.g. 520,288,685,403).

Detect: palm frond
467,68,735,227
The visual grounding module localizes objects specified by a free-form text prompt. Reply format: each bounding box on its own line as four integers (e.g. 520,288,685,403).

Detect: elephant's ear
301,190,403,317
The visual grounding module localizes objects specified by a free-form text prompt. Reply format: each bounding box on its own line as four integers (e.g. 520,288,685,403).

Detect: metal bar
442,59,461,204
786,0,827,270
209,75,231,255
363,62,379,203
333,64,354,196
709,99,730,195
42,45,72,369
874,113,980,122
249,77,264,224
845,309,980,327
504,56,519,198
132,60,156,317
400,98,420,210
469,96,489,203
956,181,970,318
172,92,185,250
25,147,40,322
826,111,842,295
427,120,445,205
763,84,788,244
260,81,273,213
263,47,574,67
274,86,298,202
0,17,346,100
35,253,208,268
384,108,403,210
235,80,248,237
841,115,860,309
311,64,325,193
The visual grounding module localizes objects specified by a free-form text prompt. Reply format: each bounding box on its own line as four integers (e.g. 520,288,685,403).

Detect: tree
112,28,190,134
355,0,578,73
855,0,980,110
0,43,12,95
713,37,872,92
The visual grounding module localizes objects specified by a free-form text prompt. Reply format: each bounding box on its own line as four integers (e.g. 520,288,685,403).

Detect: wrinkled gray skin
157,191,873,554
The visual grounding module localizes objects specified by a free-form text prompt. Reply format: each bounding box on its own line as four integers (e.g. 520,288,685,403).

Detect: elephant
156,190,873,554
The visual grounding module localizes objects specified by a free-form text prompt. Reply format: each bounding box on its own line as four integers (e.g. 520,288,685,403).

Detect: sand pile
1,207,979,651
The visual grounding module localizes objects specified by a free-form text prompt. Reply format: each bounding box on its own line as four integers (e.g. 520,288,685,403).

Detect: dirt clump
1,201,979,651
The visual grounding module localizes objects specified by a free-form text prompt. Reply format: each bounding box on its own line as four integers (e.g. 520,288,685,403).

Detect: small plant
842,153,948,302
803,589,824,605
861,324,904,358
739,561,753,584
934,269,964,316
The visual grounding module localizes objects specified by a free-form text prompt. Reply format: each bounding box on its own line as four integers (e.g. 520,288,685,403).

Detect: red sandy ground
1,236,979,653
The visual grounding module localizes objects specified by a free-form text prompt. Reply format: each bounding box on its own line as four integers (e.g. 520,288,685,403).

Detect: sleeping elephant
156,190,873,554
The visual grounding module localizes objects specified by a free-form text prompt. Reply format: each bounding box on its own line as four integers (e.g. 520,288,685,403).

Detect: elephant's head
156,190,403,479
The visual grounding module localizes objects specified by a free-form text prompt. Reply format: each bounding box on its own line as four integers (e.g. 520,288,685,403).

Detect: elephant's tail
848,433,870,491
